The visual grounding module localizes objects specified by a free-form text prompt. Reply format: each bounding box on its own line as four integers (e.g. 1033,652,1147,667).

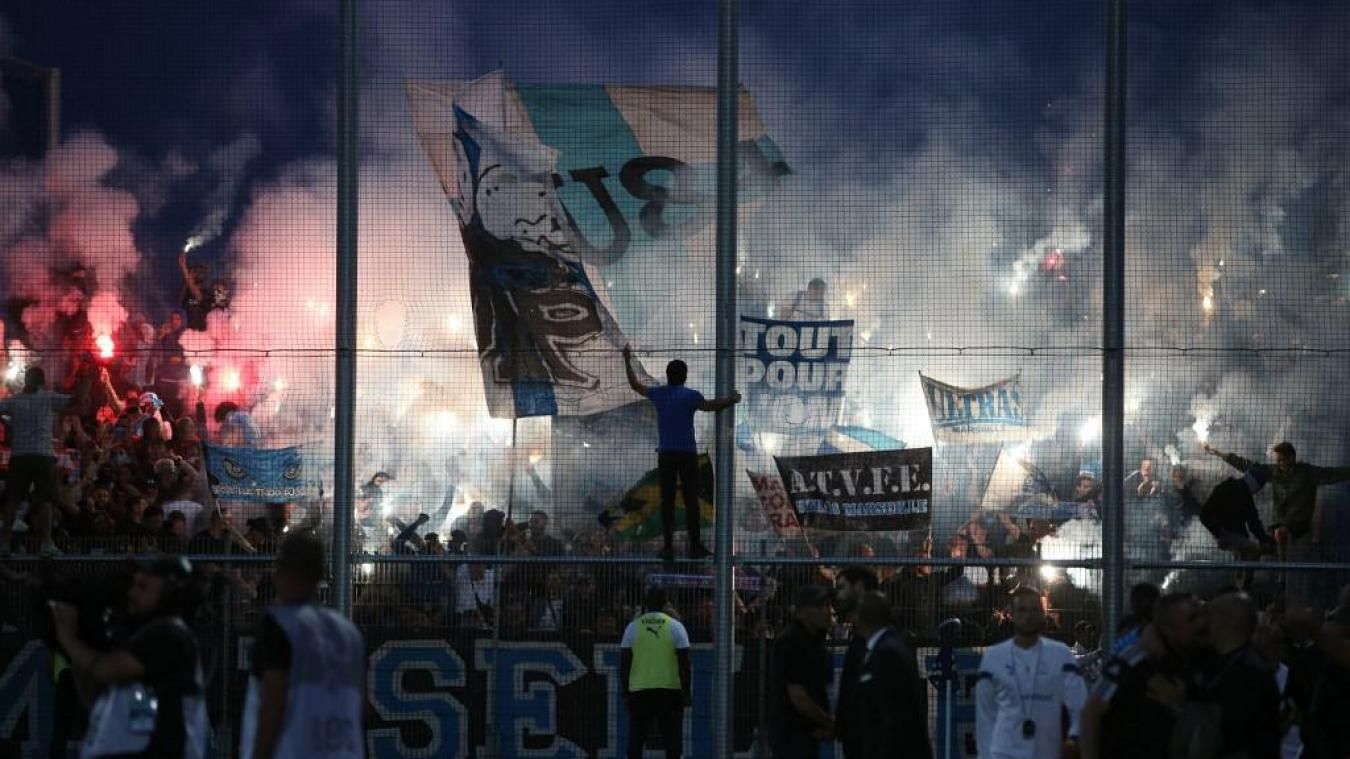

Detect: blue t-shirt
647,384,705,453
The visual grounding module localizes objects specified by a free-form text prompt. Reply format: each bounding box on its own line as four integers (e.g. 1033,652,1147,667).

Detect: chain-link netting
4,0,1350,757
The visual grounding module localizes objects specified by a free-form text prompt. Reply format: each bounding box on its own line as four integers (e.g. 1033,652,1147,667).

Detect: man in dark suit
834,566,881,759
841,592,932,759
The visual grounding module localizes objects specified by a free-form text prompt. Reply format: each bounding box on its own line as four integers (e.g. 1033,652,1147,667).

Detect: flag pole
332,0,359,616
713,0,740,753
1101,0,1128,649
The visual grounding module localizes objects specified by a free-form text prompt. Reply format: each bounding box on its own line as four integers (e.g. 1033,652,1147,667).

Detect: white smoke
184,133,262,250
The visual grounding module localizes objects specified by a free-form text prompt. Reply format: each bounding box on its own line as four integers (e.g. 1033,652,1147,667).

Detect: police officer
620,586,692,759
241,531,366,759
50,555,209,758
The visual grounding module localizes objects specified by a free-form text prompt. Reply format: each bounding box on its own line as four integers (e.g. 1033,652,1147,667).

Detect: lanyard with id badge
1011,641,1042,741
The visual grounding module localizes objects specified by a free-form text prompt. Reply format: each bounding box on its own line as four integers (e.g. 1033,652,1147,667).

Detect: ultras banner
919,372,1028,442
774,448,933,531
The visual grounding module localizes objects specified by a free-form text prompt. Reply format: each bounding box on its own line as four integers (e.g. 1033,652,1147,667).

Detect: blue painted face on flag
204,444,312,502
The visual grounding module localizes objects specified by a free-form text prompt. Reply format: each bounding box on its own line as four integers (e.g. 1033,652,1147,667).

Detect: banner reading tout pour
739,316,854,435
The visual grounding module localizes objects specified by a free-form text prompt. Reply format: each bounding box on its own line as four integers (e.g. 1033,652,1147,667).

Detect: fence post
333,0,359,616
1101,0,1128,648
714,0,741,753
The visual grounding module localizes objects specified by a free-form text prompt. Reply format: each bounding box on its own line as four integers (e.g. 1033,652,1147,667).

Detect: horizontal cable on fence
1128,559,1350,572
2,552,1103,569
13,553,1348,572
15,345,1350,359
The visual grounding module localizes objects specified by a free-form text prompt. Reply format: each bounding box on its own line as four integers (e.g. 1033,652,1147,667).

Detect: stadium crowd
2,309,1350,756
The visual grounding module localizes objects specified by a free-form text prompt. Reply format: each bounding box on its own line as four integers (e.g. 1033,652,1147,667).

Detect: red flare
95,334,115,359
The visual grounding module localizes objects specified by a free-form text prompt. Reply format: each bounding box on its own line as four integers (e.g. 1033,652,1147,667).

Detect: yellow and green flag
601,454,715,540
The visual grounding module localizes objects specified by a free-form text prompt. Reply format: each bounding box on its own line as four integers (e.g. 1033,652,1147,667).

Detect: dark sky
0,0,1343,275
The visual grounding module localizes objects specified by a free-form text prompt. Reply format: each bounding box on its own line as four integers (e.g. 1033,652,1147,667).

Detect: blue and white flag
739,316,854,435
408,72,789,418
817,424,905,455
204,444,313,503
920,372,1028,442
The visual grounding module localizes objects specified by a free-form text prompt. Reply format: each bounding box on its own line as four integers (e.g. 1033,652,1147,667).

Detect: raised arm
179,249,203,301
697,392,742,412
1313,463,1350,486
1203,443,1255,474
621,345,649,397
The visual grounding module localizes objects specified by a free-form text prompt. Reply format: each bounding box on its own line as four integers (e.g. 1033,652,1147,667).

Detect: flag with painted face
408,72,788,418
203,444,313,502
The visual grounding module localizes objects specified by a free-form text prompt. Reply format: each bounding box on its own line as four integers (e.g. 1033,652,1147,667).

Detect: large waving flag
203,444,314,503
408,72,788,418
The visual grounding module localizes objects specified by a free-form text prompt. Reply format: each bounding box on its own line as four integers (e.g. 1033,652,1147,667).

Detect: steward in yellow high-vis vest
619,587,692,759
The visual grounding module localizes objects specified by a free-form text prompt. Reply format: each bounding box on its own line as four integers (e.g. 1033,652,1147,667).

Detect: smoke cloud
4,1,1350,570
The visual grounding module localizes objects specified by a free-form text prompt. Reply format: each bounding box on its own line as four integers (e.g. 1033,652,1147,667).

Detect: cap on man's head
1272,442,1296,459
808,277,826,290
794,584,834,609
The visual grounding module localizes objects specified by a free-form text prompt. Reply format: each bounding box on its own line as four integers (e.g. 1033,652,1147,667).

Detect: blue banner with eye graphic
203,444,313,502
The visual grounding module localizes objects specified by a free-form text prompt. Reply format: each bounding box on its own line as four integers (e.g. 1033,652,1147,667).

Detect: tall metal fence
3,0,1350,756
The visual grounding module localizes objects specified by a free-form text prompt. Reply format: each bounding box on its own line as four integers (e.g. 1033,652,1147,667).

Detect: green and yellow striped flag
602,454,716,540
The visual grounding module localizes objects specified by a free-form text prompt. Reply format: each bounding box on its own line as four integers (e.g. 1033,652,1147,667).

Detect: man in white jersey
976,586,1087,759
242,531,366,759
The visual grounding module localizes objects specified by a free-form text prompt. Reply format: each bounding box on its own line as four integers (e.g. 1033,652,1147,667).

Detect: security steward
241,530,366,759
620,586,692,759
50,555,209,758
